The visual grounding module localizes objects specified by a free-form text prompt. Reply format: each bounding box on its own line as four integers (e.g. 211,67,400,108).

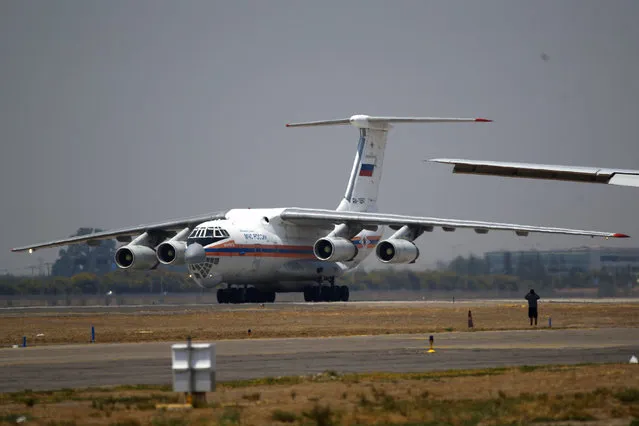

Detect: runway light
427,335,435,353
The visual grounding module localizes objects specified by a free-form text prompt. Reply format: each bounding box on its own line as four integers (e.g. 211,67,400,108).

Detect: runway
1,327,637,392
2,297,638,315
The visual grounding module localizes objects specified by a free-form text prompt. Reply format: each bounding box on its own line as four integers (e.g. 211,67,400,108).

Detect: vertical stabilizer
286,114,492,213
337,124,389,212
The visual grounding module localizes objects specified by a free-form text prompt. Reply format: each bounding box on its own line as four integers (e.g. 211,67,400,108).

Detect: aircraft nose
185,243,206,264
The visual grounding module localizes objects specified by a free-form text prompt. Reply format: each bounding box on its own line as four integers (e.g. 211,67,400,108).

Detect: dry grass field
1,301,638,345
0,363,637,425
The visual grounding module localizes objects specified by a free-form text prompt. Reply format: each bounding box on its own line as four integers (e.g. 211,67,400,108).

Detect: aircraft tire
340,285,349,302
217,289,225,304
332,286,342,301
266,291,276,303
246,287,259,303
230,288,243,304
305,286,321,302
320,286,333,302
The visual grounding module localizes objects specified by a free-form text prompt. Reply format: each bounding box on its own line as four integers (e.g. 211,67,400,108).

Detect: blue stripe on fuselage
206,248,313,254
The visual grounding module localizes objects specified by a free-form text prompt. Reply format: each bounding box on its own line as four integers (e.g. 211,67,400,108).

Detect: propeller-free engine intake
313,237,358,262
375,239,419,264
114,245,157,269
156,241,187,265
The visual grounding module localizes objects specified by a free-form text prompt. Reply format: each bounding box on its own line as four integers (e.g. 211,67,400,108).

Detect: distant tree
467,255,488,275
435,260,448,271
51,228,116,277
71,272,100,294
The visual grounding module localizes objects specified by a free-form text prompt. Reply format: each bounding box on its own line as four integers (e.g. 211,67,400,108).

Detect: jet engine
156,241,187,265
313,237,358,262
115,245,157,270
375,239,419,264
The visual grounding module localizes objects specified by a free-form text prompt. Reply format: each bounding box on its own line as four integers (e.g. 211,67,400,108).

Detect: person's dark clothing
525,291,540,324
525,292,540,308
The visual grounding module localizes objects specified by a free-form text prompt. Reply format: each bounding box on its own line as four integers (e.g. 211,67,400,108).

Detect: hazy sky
2,0,639,274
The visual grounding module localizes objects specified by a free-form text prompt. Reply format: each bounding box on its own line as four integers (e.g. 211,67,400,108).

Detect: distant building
484,246,639,276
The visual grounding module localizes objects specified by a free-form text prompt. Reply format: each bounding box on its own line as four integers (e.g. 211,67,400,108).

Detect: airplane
11,114,630,304
428,158,639,187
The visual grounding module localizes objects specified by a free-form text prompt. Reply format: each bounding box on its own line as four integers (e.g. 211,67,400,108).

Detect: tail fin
286,114,491,212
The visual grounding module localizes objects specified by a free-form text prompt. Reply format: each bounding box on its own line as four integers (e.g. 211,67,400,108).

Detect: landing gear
217,287,276,304
339,285,349,302
304,285,350,302
303,286,318,302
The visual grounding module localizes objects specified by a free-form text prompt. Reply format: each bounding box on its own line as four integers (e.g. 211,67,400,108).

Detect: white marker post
172,337,216,407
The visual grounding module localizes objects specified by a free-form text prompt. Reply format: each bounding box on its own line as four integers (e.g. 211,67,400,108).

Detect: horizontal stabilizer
429,158,639,187
286,114,492,129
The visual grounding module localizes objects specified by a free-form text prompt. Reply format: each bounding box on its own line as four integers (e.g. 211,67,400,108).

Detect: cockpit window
187,226,230,247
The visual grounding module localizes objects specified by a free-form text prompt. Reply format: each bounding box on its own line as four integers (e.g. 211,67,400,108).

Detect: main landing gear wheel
304,286,318,302
217,288,276,304
339,285,349,302
304,285,349,302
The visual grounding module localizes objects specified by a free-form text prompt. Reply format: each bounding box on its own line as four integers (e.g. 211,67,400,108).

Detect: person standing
525,289,540,326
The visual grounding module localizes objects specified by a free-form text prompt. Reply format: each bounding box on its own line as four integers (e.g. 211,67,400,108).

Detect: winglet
475,118,492,122
11,247,33,253
613,233,630,238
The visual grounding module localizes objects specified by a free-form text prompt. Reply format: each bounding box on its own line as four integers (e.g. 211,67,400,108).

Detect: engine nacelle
375,239,420,264
115,245,157,270
156,241,187,265
313,237,358,262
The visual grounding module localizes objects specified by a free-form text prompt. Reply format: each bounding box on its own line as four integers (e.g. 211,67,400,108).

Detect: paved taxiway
1,327,637,392
2,298,638,315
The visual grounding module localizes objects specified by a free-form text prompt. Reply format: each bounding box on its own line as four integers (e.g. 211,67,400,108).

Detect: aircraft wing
428,158,639,187
10,211,228,253
280,208,629,239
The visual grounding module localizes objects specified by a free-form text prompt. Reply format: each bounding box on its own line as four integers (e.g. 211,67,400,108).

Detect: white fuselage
186,208,382,291
184,122,393,293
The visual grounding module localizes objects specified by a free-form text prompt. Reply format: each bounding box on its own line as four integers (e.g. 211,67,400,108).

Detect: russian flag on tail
359,163,375,177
